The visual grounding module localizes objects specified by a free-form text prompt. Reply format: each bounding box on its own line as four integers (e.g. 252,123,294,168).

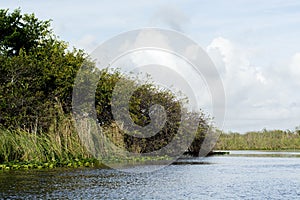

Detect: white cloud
207,37,272,130
207,37,300,132
207,37,268,92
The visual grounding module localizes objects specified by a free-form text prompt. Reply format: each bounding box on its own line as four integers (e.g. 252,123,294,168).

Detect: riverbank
0,126,98,171
0,126,171,171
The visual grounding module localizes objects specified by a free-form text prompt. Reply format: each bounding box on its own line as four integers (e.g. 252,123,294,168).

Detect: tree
0,8,51,56
0,9,86,131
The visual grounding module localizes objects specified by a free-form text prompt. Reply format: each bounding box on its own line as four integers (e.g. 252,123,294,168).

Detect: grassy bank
0,101,178,170
0,117,172,171
215,129,300,150
0,112,97,170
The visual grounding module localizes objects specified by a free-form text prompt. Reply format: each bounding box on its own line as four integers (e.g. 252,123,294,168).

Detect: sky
2,0,300,133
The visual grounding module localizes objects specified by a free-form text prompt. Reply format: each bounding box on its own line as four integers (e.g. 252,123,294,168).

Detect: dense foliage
0,9,51,56
0,9,210,165
0,9,86,131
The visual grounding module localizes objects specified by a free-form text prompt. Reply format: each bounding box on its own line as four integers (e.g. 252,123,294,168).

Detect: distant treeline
215,129,300,150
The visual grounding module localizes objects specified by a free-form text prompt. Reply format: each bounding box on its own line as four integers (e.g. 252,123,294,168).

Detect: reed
0,102,92,164
215,129,300,150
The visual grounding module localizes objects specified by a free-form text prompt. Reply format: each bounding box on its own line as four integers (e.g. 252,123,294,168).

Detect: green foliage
215,129,300,150
93,69,210,155
0,9,211,165
0,9,86,131
187,112,211,156
0,102,90,164
0,8,52,56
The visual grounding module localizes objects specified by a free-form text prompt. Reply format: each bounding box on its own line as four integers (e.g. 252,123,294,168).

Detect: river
1,151,300,199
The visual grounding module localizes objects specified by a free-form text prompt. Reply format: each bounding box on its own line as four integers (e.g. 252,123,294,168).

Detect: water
1,151,300,199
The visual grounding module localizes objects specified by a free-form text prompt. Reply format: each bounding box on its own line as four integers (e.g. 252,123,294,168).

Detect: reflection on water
1,151,300,199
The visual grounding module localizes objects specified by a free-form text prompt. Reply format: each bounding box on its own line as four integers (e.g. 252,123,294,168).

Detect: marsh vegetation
0,9,210,169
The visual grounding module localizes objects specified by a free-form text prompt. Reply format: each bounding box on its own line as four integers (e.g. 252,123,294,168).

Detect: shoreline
3,149,300,171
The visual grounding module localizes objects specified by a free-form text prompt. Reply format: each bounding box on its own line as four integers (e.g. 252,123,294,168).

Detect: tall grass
0,102,91,163
215,129,300,150
0,101,138,165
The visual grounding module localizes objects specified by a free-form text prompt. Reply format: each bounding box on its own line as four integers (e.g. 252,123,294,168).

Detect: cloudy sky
2,0,300,133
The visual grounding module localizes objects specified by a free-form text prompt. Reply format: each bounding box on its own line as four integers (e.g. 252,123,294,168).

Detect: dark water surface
1,151,300,199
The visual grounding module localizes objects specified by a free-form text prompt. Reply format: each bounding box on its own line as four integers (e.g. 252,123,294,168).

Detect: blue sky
2,0,300,133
